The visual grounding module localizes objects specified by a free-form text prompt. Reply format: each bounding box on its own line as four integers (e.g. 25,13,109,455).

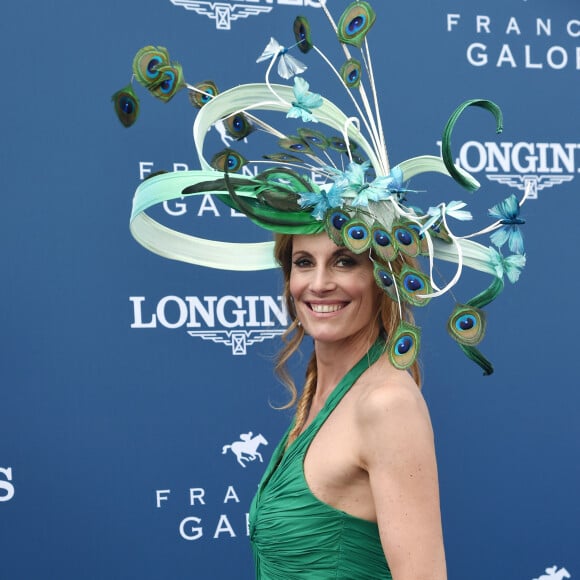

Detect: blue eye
398,265,432,307
373,229,391,247
331,212,348,230
147,57,163,77
447,305,486,346
404,274,424,293
347,226,367,241
456,314,476,331
378,270,393,287
160,70,176,93
347,15,366,34
396,228,412,246
396,335,413,355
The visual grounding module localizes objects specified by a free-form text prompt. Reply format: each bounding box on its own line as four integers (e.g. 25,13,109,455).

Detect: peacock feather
293,16,313,53
297,127,329,150
210,149,248,173
147,63,184,102
340,59,363,89
337,2,377,48
188,81,219,109
387,321,421,370
132,46,171,87
112,84,139,128
224,113,254,141
342,218,372,253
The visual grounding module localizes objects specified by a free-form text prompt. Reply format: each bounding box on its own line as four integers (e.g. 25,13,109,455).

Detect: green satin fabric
249,339,392,579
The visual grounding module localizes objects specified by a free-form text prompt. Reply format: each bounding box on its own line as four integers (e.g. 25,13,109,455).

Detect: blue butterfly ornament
488,193,525,254
287,77,323,123
256,37,307,80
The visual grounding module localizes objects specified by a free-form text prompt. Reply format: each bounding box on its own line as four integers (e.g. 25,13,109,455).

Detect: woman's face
289,233,380,346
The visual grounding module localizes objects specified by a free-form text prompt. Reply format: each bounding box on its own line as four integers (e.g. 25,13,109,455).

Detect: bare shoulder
355,358,431,433
352,358,435,471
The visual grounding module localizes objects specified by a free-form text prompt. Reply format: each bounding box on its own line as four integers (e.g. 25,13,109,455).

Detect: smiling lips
309,303,347,313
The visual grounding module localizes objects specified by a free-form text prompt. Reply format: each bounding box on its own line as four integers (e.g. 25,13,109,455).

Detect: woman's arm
358,379,447,580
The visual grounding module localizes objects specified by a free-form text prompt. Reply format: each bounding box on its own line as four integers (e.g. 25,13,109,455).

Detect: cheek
289,270,302,301
360,280,382,316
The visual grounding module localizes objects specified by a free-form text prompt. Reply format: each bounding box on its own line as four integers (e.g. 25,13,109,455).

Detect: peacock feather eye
293,16,313,53
325,210,351,245
340,58,362,89
371,223,398,262
262,153,305,163
210,149,248,173
447,304,486,346
278,136,313,155
188,81,219,109
350,153,366,164
387,321,421,370
342,218,371,253
337,2,377,48
132,46,170,87
224,113,253,140
427,220,452,244
408,222,430,255
392,220,420,257
148,63,184,102
373,263,398,302
297,127,329,149
328,136,359,156
112,85,140,127
398,265,432,307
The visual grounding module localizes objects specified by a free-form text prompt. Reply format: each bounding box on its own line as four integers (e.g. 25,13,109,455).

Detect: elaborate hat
113,1,529,375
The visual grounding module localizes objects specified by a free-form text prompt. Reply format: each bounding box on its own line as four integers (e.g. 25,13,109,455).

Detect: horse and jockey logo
532,566,571,580
222,432,268,467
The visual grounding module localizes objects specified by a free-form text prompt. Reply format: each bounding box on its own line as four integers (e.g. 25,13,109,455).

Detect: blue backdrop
1,1,579,578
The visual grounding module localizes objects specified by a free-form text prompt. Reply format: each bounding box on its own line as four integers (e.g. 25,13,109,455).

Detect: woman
249,232,447,579
121,4,527,578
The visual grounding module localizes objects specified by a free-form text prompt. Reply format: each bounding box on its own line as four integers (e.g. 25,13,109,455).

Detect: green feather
210,149,248,173
447,304,487,346
181,177,255,196
222,174,322,234
293,16,313,53
467,276,504,309
132,46,170,87
112,84,139,127
340,58,362,89
459,344,494,376
188,81,219,108
147,63,184,102
337,2,376,48
387,321,421,371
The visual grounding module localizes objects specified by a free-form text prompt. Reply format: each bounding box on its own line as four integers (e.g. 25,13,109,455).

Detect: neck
312,328,380,402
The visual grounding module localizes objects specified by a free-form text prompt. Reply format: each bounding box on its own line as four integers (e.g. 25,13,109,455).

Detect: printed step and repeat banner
1,0,578,578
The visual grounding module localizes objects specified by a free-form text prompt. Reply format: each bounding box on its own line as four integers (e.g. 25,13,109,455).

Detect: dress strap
300,337,386,443
255,337,386,494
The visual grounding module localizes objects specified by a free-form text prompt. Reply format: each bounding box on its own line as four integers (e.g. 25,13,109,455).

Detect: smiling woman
118,1,533,577
246,232,443,579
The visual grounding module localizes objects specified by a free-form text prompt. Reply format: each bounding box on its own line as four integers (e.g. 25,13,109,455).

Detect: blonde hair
274,233,422,445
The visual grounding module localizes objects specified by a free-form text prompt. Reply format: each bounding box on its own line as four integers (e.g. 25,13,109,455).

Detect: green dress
249,340,392,579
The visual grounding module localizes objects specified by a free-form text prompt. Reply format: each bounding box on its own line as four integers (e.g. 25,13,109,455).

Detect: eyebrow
291,247,358,260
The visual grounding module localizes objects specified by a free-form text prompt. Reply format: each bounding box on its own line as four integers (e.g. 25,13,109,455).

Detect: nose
309,265,336,294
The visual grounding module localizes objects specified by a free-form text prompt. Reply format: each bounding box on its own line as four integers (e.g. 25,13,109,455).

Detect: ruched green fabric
249,339,392,579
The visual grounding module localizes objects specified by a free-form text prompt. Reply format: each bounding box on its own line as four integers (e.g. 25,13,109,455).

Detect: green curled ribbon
442,99,504,192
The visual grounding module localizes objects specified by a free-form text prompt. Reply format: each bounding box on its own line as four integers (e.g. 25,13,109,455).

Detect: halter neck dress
249,339,392,579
